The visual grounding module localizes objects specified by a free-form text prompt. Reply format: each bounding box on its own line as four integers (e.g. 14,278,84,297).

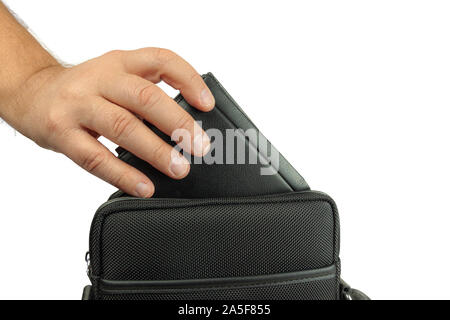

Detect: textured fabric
89,191,340,300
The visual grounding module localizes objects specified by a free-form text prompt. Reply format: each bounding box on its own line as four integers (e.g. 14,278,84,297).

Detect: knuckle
44,110,65,134
81,151,107,173
189,72,202,83
104,49,124,59
97,50,125,69
151,142,167,163
153,47,177,66
111,169,130,189
111,112,137,140
136,84,161,109
60,84,82,100
174,114,193,132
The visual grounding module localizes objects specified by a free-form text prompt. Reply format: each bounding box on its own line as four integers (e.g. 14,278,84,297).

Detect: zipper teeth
97,190,327,211
85,252,92,278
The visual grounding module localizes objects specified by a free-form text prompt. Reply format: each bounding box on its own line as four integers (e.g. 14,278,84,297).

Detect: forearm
0,2,59,120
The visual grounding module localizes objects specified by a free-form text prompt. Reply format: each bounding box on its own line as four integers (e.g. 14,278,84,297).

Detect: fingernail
200,89,215,109
135,182,153,198
169,153,190,177
193,133,211,156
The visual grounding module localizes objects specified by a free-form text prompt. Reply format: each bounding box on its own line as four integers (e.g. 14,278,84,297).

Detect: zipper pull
85,251,92,277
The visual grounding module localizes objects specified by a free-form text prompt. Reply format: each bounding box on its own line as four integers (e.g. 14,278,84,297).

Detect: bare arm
0,3,59,112
0,2,214,197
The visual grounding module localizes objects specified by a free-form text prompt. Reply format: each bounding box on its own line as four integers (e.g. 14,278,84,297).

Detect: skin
0,2,215,197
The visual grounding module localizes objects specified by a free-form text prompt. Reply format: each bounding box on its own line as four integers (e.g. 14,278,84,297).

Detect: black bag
82,74,369,301
83,191,367,300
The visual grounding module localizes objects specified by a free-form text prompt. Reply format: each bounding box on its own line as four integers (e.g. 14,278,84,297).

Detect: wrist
0,1,62,122
0,63,64,129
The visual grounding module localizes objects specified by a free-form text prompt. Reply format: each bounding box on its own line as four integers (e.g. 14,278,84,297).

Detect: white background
1,0,449,300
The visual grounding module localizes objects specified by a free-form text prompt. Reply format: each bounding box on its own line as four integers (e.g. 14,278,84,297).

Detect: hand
5,48,215,197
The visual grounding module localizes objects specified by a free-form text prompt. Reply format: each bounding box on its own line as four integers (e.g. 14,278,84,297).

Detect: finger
121,47,215,111
60,129,155,198
81,97,191,180
99,73,211,157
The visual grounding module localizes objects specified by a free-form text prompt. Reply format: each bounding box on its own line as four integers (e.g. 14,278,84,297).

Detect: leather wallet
117,73,309,198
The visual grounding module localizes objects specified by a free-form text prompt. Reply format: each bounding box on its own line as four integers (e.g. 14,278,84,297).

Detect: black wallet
116,73,309,198
83,73,368,300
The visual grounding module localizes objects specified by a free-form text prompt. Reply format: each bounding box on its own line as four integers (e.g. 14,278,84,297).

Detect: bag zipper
85,251,92,279
97,265,337,295
95,189,329,215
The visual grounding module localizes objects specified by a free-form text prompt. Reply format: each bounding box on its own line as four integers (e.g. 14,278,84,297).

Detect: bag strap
340,279,370,300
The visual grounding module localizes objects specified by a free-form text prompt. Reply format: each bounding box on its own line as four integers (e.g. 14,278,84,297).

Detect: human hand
4,48,214,197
